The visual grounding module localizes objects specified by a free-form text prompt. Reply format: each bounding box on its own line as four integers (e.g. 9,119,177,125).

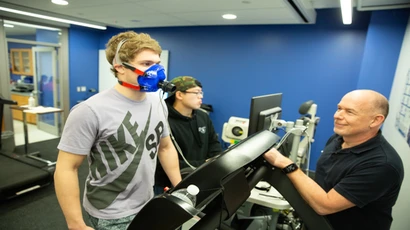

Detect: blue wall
358,9,410,97
68,9,409,170
68,25,102,107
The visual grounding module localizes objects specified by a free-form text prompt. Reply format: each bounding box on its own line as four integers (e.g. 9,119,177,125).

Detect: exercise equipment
0,96,53,201
128,130,333,230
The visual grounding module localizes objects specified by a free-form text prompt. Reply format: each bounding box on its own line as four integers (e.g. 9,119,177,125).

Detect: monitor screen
248,93,283,136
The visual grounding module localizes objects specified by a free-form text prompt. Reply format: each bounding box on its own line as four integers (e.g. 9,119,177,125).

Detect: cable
158,91,197,170
258,193,286,201
275,128,297,150
304,129,312,177
170,130,197,170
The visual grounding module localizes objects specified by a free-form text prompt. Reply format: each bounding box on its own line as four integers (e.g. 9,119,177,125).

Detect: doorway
4,20,63,145
32,47,60,136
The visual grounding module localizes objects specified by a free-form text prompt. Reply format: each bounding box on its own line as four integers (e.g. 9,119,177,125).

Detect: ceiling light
340,0,352,25
0,6,106,30
3,24,14,28
222,14,237,20
51,0,69,6
4,20,61,31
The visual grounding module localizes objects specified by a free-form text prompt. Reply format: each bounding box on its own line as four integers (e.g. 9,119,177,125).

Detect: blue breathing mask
138,64,166,92
121,63,175,93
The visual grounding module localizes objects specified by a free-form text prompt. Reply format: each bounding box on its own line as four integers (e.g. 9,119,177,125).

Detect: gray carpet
0,138,90,230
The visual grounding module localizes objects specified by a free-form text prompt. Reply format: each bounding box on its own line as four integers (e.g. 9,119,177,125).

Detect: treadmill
0,95,53,201
128,130,333,230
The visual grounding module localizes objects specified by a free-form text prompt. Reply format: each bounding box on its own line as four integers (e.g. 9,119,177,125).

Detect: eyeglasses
183,91,204,96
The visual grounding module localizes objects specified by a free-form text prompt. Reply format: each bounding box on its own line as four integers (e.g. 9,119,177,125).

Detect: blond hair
105,31,162,77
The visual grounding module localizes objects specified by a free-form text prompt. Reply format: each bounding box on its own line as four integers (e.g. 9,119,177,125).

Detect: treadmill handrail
0,97,18,105
128,131,333,229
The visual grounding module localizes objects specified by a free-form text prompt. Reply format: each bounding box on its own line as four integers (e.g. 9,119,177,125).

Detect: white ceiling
1,0,409,35
0,0,342,29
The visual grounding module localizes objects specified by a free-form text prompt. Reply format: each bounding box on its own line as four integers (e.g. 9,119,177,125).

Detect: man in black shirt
154,76,222,195
264,89,404,230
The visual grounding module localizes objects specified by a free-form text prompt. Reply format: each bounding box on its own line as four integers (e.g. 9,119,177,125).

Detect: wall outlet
81,86,86,92
77,86,81,92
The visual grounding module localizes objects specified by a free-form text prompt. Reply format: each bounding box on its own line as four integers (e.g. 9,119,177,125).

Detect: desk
10,105,63,166
241,182,291,230
248,184,291,210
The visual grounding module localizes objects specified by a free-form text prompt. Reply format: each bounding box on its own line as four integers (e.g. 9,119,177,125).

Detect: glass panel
4,20,63,141
5,23,40,42
22,51,30,73
35,51,55,125
21,51,29,59
11,52,20,72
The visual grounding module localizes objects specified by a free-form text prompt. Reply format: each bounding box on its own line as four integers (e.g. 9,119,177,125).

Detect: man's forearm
286,169,333,215
54,168,87,229
270,155,332,215
165,166,181,187
158,150,182,187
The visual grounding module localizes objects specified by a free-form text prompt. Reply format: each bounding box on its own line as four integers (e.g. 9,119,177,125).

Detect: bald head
344,89,389,119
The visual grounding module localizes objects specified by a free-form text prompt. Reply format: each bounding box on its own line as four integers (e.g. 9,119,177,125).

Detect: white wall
383,16,410,230
98,50,169,92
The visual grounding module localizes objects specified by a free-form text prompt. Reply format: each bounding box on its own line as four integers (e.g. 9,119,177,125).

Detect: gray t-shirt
58,87,169,219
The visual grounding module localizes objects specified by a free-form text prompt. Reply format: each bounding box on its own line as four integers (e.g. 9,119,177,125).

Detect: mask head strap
113,39,146,76
113,39,144,91
113,39,128,66
118,80,141,90
122,63,145,76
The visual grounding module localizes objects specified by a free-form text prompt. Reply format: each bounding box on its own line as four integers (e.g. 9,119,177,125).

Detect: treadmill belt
0,154,52,200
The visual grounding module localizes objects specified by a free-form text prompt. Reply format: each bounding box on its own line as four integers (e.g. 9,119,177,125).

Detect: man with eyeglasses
154,76,222,195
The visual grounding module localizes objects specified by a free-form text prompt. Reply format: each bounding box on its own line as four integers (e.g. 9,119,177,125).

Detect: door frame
32,46,59,135
0,19,69,140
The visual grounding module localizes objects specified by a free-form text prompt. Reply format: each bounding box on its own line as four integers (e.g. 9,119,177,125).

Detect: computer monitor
256,107,282,133
248,93,283,136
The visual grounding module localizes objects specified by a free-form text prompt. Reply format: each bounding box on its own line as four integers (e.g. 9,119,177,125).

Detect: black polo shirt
315,131,404,230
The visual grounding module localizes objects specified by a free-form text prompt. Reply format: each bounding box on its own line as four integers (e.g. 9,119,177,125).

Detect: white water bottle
171,184,200,207
28,93,36,108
